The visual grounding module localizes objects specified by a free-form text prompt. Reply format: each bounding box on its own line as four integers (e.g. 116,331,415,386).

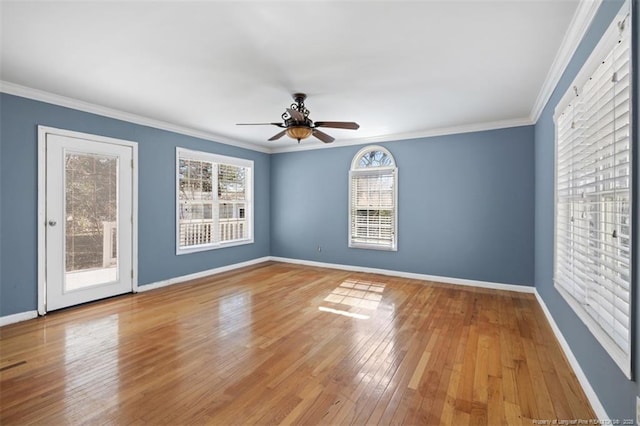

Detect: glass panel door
64,152,119,291
45,132,134,312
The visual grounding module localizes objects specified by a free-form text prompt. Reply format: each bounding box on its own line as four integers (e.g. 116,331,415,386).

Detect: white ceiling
1,0,584,152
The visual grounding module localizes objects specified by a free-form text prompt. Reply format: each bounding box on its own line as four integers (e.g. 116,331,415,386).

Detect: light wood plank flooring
0,262,594,425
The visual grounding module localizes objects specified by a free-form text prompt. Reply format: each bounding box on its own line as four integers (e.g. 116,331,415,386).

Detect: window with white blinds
176,148,253,254
349,146,397,251
553,8,632,377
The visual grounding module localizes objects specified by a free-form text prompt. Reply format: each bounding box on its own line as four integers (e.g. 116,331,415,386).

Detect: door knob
48,220,57,226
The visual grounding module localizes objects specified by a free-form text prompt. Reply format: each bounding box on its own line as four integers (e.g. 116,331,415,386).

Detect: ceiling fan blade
286,108,305,122
236,122,285,127
268,129,288,141
312,129,335,143
314,121,360,130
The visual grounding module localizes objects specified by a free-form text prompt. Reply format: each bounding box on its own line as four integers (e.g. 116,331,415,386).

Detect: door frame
37,126,139,315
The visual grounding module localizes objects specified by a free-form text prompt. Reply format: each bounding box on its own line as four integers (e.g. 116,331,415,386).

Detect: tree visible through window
176,148,253,253
65,153,117,271
349,146,397,251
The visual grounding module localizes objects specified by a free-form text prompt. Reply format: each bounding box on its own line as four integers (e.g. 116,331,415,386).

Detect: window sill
349,242,397,252
554,282,630,379
176,238,254,255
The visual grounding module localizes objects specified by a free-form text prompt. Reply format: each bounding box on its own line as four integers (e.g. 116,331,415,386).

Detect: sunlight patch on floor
318,306,370,320
319,279,386,320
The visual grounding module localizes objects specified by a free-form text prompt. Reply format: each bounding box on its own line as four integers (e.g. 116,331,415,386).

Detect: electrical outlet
636,396,640,425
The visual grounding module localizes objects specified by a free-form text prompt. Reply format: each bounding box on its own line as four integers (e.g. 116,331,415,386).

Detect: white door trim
37,126,138,315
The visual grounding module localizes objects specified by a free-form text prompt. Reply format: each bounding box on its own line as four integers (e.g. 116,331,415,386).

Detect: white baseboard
534,291,608,421
137,256,271,292
269,256,535,294
0,256,607,422
272,256,606,418
0,257,271,325
0,310,38,327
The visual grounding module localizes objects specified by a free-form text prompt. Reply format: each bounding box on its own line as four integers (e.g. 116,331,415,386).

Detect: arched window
349,146,397,251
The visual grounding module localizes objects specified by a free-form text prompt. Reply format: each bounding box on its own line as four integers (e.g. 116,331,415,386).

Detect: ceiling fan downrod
285,93,310,121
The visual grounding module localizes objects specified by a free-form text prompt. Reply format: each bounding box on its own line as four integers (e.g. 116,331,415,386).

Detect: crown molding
0,81,271,154
1,1,603,154
269,117,533,154
529,0,603,123
1,81,533,155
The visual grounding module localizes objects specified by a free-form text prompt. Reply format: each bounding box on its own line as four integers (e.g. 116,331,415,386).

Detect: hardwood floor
0,262,594,425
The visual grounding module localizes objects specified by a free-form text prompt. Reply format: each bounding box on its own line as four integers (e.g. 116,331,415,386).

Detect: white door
45,132,134,311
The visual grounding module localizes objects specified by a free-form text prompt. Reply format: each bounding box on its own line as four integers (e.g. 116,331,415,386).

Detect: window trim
175,147,254,255
552,3,633,378
348,145,398,251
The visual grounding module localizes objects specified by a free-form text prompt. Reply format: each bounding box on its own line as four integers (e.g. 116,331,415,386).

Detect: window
349,146,397,250
554,8,632,377
176,148,253,253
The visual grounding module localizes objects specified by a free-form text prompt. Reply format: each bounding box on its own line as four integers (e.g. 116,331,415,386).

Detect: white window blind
554,9,632,377
217,163,248,242
176,148,253,253
349,146,397,250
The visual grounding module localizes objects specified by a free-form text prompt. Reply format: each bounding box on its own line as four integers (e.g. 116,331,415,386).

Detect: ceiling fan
237,93,359,143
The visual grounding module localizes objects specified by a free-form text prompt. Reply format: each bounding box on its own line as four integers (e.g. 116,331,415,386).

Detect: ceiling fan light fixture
286,126,313,141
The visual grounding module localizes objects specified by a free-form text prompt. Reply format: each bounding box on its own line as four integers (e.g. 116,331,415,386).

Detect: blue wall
1,1,637,419
0,95,535,311
534,0,637,420
271,126,535,286
0,93,271,317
